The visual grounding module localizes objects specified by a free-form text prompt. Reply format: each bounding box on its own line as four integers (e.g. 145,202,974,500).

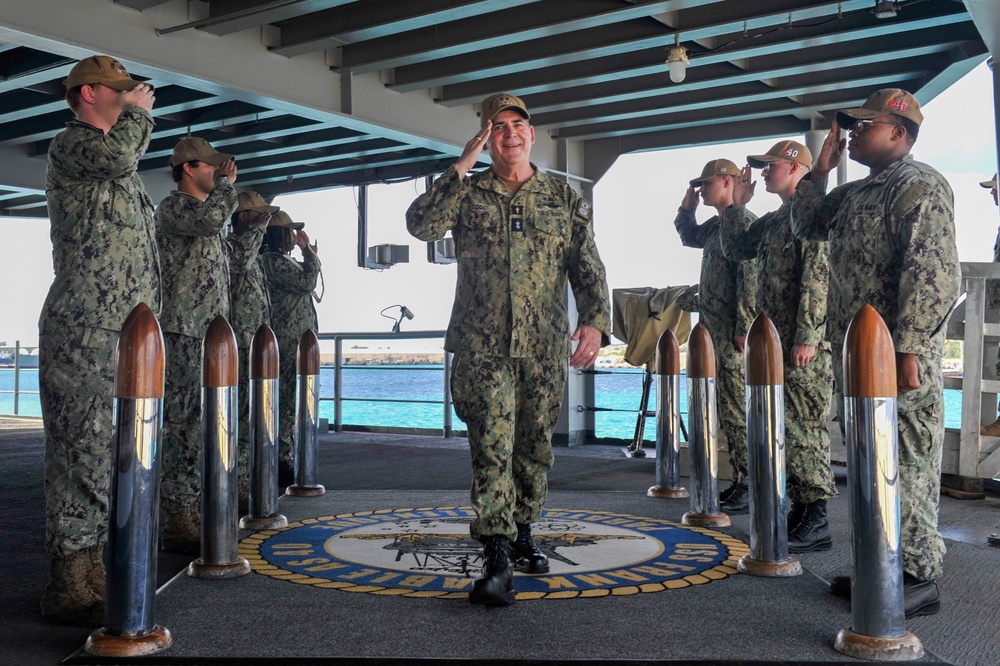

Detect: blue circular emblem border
239,506,749,600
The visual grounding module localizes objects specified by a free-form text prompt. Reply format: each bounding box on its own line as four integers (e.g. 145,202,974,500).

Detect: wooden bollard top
655,328,680,376
203,315,238,388
298,329,320,376
746,313,783,386
250,323,280,380
115,302,165,399
844,304,896,398
686,322,716,379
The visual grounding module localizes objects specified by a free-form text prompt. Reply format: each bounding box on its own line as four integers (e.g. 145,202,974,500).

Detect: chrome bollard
287,330,325,496
681,323,730,528
189,316,250,579
834,304,923,661
85,303,171,657
738,314,801,578
648,329,688,499
239,324,288,531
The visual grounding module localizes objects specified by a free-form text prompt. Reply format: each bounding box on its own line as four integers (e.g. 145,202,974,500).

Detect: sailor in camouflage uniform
406,93,610,607
39,56,158,625
227,192,276,498
260,212,321,481
673,159,757,514
156,137,239,553
719,140,837,552
790,89,961,618
979,174,1000,436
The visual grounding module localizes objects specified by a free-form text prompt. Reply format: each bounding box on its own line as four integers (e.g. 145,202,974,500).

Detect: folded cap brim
746,155,776,168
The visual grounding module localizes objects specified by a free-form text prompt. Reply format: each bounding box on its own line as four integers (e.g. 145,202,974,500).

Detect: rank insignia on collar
576,199,592,220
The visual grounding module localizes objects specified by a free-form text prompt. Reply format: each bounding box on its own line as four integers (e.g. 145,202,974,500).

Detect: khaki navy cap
235,191,279,214
65,55,147,92
689,159,740,186
270,211,305,230
747,140,813,170
981,174,998,188
169,137,234,167
835,88,923,129
480,93,530,127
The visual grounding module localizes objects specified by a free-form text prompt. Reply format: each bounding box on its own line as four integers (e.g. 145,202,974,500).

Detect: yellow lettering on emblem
305,562,349,572
341,568,380,579
442,577,473,590
607,569,649,582
398,575,436,588
575,574,616,586
537,576,578,589
286,558,329,566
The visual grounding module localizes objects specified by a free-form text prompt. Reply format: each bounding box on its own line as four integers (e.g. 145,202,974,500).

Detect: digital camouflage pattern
41,105,161,558
261,249,320,464
450,352,565,541
791,154,961,580
159,332,204,515
155,179,238,337
156,181,238,514
406,166,611,356
42,106,160,334
719,202,836,503
674,209,757,485
406,165,611,540
226,225,270,479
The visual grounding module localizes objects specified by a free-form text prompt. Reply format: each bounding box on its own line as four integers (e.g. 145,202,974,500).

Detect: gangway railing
315,330,454,436
0,340,39,417
944,262,1000,480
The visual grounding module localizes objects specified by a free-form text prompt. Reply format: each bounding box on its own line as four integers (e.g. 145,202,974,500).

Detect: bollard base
737,555,802,577
286,483,326,497
239,513,288,530
647,485,689,499
85,625,171,657
834,628,924,661
681,511,731,528
187,557,251,579
624,447,647,458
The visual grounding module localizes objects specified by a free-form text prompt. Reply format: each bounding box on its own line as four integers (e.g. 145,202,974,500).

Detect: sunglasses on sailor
849,119,900,134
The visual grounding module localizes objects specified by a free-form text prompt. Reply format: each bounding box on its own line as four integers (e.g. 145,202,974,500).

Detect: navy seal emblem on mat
240,507,748,600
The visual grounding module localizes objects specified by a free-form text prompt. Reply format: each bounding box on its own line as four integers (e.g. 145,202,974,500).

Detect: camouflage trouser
277,336,298,466
784,348,836,504
235,332,253,487
40,327,118,558
160,332,204,516
833,349,946,580
451,352,566,542
716,339,748,485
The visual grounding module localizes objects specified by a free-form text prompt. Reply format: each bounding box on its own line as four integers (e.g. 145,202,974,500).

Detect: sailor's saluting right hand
680,185,700,212
122,83,155,112
455,120,492,180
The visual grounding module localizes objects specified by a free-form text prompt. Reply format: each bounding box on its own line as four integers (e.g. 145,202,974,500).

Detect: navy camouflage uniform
260,248,321,467
720,201,836,505
40,105,161,558
791,154,961,581
156,179,238,516
406,165,611,542
674,209,757,486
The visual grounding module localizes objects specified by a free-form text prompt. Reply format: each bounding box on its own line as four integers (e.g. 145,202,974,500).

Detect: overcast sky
2,61,997,353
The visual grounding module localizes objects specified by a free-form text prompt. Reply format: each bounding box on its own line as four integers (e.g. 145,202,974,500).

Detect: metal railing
315,330,455,436
0,340,39,416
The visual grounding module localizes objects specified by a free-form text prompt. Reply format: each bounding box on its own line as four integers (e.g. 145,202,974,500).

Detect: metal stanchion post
287,330,325,496
85,303,171,657
738,314,801,577
626,363,652,457
648,329,688,499
239,324,287,531
834,304,923,661
189,316,250,579
681,323,730,528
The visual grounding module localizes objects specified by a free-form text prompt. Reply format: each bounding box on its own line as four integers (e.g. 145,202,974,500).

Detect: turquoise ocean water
0,365,966,439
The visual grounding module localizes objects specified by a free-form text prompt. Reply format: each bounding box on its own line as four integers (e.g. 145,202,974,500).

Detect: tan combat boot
981,417,1000,437
40,545,106,627
161,501,201,555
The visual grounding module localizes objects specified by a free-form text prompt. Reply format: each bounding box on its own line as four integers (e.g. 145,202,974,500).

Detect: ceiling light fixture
873,0,899,19
666,34,689,84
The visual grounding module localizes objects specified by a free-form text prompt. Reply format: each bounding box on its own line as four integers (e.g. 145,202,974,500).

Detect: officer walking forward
406,93,611,607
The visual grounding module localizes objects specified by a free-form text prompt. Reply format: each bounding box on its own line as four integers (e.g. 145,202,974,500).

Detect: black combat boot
787,501,805,536
832,573,941,618
720,483,749,514
787,500,832,553
510,523,549,574
469,535,515,607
